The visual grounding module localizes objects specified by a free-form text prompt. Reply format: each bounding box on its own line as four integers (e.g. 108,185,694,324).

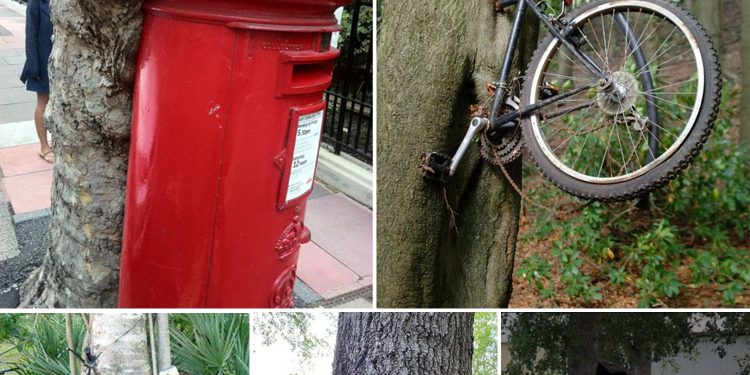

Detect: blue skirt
25,70,49,93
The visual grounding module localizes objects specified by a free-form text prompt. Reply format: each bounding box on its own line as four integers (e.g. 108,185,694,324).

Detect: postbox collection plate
278,100,327,210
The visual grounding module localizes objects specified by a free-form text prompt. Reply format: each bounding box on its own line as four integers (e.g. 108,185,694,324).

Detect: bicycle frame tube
491,0,607,126
489,0,528,120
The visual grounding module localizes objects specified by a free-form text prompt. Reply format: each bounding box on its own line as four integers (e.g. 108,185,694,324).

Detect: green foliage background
473,312,499,375
516,84,750,307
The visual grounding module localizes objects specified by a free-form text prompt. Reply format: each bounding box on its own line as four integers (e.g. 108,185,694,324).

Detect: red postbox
118,0,348,307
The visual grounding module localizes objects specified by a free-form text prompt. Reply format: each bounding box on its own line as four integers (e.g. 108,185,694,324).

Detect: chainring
479,95,524,165
480,126,523,165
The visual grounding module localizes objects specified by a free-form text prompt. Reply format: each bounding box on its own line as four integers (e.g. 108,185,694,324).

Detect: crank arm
422,117,490,183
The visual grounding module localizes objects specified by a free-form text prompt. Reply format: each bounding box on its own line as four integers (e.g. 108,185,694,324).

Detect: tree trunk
377,1,537,308
332,312,474,375
570,313,600,375
156,314,172,371
741,0,750,150
90,313,152,374
20,0,143,307
630,356,651,375
694,0,723,58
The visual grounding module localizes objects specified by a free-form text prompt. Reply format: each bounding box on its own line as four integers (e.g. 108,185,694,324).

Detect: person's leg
35,92,50,155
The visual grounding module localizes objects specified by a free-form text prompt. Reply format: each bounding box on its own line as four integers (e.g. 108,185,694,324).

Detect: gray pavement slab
0,74,24,89
0,101,34,123
293,278,323,306
330,297,370,308
0,62,21,75
0,86,33,105
3,54,23,65
0,120,42,147
0,48,22,58
309,182,333,200
0,8,19,18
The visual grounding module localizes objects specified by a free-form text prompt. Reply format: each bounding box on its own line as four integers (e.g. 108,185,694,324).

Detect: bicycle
422,0,721,202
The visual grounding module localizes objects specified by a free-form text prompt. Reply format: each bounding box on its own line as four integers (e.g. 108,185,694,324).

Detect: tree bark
741,0,750,150
90,313,152,374
694,0,723,58
20,0,143,307
332,312,474,375
377,0,537,308
629,356,651,375
570,313,600,375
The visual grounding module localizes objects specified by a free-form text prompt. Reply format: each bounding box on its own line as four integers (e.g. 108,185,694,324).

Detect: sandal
38,150,54,164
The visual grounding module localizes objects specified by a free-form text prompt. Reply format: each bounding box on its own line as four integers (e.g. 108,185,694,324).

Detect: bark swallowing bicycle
422,0,721,202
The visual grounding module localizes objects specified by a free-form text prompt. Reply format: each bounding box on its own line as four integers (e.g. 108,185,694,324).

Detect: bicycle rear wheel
521,0,721,201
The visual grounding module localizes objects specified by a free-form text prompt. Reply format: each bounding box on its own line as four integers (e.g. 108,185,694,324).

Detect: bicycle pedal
420,152,452,183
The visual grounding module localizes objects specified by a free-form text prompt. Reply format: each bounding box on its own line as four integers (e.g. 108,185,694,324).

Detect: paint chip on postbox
286,109,324,202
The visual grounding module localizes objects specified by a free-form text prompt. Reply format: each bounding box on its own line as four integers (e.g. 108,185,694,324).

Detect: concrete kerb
12,207,49,224
0,199,19,261
316,148,373,208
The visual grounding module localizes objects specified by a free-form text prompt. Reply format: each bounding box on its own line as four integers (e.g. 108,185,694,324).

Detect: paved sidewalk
0,2,373,308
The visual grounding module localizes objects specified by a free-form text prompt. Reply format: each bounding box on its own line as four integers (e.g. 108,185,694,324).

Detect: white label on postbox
286,109,324,202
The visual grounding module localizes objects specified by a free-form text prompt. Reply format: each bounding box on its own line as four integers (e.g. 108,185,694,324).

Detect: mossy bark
20,0,143,307
377,0,537,307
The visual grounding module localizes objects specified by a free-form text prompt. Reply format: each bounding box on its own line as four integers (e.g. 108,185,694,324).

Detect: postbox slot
291,62,334,91
279,49,340,96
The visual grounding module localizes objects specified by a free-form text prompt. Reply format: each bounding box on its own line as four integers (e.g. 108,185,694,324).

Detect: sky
251,312,338,375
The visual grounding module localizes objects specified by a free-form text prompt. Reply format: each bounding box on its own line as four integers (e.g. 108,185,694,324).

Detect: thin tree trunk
156,314,172,371
19,0,143,307
741,0,750,150
89,313,151,375
66,314,77,375
332,312,474,375
148,314,157,375
377,0,537,308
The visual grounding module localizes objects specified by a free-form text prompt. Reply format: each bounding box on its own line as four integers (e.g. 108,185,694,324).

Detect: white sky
251,312,338,375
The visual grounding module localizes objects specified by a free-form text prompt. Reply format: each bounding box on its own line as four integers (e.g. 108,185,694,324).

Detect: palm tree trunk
19,0,143,308
89,313,152,374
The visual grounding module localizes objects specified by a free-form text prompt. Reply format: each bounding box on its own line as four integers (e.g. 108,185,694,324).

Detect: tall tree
503,313,699,375
89,313,152,374
332,312,474,374
377,0,538,307
20,1,143,307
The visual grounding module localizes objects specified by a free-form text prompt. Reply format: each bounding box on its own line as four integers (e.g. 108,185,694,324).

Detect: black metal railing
323,0,373,164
